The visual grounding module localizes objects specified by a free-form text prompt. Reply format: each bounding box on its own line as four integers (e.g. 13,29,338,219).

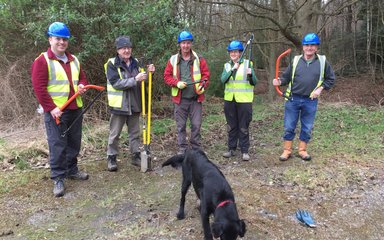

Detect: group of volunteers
31,22,334,197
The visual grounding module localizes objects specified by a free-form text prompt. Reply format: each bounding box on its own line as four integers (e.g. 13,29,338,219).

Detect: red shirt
164,51,210,104
31,48,88,112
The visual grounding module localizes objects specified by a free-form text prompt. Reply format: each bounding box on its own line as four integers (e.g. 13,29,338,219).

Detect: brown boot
279,141,292,161
298,141,311,161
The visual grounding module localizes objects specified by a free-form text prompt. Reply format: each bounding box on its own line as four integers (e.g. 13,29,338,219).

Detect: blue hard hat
178,31,193,43
302,33,320,45
227,40,244,51
47,22,71,39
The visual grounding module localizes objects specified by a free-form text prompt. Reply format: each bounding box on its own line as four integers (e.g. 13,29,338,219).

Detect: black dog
162,149,246,240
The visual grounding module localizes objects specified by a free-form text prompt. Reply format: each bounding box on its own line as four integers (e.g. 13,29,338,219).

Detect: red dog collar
216,200,233,209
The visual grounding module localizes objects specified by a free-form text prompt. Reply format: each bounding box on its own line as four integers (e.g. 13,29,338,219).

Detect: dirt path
1,146,383,239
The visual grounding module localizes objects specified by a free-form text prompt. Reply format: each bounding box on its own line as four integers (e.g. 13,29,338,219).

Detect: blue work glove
296,209,317,228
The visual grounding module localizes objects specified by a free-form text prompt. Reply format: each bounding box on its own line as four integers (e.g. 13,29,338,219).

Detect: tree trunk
268,0,278,101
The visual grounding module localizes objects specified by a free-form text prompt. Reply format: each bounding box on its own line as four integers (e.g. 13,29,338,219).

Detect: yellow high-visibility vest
42,52,83,108
104,58,124,108
170,51,201,96
285,54,326,99
224,59,254,103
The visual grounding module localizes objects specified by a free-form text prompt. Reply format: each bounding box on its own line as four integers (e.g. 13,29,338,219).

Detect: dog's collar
216,200,233,209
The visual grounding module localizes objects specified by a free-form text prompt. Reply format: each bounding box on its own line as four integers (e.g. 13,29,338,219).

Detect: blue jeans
283,95,318,143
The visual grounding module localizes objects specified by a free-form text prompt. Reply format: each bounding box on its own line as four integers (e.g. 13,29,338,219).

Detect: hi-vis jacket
31,48,88,112
164,50,210,104
280,54,335,97
221,59,257,103
104,56,141,115
41,52,83,108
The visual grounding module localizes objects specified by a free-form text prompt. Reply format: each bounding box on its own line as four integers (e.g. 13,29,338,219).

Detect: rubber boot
279,141,292,161
298,141,311,161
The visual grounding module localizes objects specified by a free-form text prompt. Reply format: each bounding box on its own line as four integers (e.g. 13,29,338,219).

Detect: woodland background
0,1,384,239
0,0,383,129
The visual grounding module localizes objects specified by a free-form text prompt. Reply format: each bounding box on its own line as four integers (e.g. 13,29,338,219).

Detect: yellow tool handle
141,77,146,145
147,71,152,144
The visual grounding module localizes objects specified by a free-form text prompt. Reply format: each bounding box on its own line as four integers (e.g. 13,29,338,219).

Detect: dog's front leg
200,199,213,239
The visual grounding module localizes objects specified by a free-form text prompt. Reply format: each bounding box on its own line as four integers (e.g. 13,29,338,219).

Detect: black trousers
44,109,82,180
224,100,252,153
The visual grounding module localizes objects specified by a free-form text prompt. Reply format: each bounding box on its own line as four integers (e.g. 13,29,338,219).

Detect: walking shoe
68,171,89,180
242,153,250,161
53,179,65,197
131,152,141,167
107,155,118,172
223,150,236,158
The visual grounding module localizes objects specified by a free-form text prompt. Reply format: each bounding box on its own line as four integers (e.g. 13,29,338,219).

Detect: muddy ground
1,77,383,240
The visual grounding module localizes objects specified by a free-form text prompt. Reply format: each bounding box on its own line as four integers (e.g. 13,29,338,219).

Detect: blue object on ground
296,209,317,228
296,209,304,223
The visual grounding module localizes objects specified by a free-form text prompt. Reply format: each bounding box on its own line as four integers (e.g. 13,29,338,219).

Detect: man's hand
50,107,62,119
246,68,252,75
231,62,240,71
196,80,207,94
78,84,87,94
135,72,148,81
147,64,155,73
310,86,324,99
177,81,187,89
273,78,281,86
197,85,205,95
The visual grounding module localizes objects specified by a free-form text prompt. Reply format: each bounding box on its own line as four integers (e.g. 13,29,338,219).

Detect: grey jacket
105,55,142,115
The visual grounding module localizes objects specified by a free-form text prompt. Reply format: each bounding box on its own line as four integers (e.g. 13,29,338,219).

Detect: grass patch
0,170,42,194
9,148,47,170
314,105,384,160
152,118,175,135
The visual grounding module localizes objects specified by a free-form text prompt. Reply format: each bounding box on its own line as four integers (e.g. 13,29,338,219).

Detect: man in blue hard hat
273,33,335,161
164,31,210,154
31,22,89,197
221,40,257,161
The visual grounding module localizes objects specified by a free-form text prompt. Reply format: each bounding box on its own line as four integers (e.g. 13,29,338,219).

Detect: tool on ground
275,48,292,100
56,85,105,137
140,61,153,172
295,209,317,228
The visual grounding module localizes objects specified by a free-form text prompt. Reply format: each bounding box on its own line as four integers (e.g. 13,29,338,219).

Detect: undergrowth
0,100,383,193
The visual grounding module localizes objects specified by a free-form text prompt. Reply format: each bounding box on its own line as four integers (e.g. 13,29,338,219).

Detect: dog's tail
162,154,185,169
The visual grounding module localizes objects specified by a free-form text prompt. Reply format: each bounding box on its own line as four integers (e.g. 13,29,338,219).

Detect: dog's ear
211,222,223,238
239,219,247,237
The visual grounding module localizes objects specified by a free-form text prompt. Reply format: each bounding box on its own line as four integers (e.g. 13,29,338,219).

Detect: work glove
196,80,207,94
231,62,240,71
296,209,316,228
196,86,205,95
78,84,87,94
310,86,324,99
273,78,281,86
177,81,187,89
135,72,147,81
